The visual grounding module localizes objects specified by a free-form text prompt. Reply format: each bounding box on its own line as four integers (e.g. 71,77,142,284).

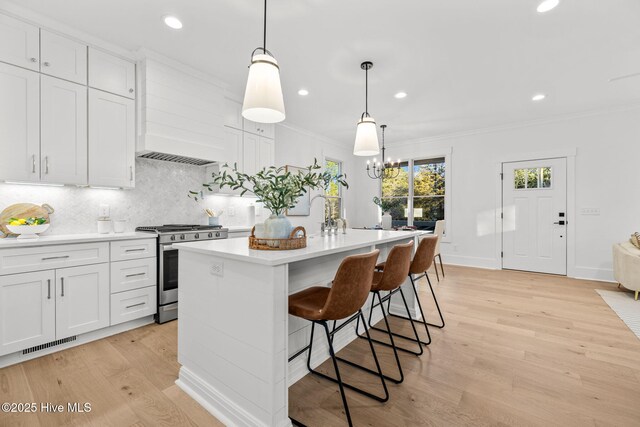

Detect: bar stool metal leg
433,257,440,281
437,253,445,278
388,273,444,330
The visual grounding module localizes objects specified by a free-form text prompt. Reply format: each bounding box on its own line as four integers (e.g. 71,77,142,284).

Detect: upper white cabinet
89,48,135,99
259,138,275,170
40,30,87,85
0,62,40,182
0,270,56,356
0,14,39,71
243,132,259,176
224,98,243,130
244,120,275,140
89,89,135,188
40,75,88,185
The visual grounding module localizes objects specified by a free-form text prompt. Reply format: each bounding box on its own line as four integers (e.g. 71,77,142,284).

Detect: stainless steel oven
136,225,228,323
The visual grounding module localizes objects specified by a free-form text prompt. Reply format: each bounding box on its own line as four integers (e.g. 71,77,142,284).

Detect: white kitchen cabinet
0,62,40,182
243,119,275,139
110,285,156,326
55,263,110,339
223,126,244,167
0,270,56,356
243,132,260,176
259,138,275,170
224,98,243,130
40,75,88,185
88,48,135,99
40,30,87,85
88,88,135,188
0,14,39,71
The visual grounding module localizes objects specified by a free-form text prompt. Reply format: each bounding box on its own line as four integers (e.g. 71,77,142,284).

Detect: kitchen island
175,229,424,427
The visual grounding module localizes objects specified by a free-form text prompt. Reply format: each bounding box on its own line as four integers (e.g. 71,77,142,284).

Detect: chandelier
366,125,401,180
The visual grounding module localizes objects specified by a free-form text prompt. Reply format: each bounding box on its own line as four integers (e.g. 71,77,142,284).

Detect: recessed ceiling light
394,91,407,99
164,16,183,30
297,89,309,96
537,0,559,13
532,93,546,101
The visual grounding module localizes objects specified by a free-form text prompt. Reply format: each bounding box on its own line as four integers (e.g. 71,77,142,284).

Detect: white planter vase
264,214,292,239
381,212,392,230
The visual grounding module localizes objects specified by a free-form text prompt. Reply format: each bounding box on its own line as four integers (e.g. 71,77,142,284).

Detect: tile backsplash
0,158,255,235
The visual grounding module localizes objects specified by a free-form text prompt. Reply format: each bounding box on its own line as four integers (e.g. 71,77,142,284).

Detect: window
324,159,342,223
514,167,551,190
381,157,446,231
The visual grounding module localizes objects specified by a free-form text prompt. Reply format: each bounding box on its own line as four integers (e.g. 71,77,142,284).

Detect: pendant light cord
365,66,369,115
263,0,267,53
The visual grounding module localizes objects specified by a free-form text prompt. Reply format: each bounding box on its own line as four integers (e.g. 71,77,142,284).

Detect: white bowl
6,224,50,239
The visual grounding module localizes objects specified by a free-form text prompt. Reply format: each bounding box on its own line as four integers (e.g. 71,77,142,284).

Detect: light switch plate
209,262,224,276
99,204,110,218
580,207,600,216
228,207,236,217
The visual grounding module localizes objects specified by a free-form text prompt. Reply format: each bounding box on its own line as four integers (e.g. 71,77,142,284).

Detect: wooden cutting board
0,203,55,238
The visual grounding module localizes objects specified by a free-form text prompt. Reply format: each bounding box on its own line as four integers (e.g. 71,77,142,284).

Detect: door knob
43,62,50,67
554,220,566,225
30,57,38,63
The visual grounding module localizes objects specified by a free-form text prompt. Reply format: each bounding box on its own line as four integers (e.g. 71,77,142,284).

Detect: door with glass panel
502,158,567,275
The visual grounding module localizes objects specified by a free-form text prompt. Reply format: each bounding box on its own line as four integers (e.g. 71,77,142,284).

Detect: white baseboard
0,316,155,369
439,254,499,270
177,367,288,427
572,266,615,282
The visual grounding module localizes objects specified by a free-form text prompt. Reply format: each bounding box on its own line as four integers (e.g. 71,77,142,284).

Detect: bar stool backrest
410,236,438,274
322,250,380,320
434,220,445,255
375,241,414,291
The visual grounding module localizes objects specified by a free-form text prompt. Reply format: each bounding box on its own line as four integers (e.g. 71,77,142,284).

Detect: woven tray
249,226,307,250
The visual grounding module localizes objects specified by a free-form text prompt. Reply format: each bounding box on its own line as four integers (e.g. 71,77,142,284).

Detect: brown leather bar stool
288,250,387,427
346,240,421,382
374,236,445,348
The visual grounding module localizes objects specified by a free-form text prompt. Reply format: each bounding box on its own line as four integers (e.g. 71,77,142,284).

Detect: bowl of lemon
6,217,50,239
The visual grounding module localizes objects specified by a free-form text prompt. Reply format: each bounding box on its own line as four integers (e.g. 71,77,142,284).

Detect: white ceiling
5,0,640,145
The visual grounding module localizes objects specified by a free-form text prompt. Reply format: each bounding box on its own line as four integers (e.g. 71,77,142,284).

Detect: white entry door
502,158,567,275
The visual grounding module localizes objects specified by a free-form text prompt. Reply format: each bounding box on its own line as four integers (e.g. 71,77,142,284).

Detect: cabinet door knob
30,57,38,63
129,88,134,93
60,277,65,297
43,62,50,67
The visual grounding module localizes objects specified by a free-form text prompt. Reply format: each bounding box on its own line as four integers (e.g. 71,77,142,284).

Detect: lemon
18,219,26,224
9,220,21,226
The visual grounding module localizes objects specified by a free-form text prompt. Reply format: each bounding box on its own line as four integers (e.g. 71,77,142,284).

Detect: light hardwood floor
2,266,640,427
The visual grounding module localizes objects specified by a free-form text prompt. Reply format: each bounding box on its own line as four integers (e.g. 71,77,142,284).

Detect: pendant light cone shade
242,53,286,123
354,116,379,156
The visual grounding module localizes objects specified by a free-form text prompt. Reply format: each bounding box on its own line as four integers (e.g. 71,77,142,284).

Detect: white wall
352,106,640,281
274,124,356,234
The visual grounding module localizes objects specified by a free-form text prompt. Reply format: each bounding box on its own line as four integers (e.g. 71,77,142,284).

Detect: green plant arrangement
190,159,348,217
372,196,394,213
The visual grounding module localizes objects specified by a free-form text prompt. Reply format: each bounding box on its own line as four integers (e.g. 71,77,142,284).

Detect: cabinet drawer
0,243,109,276
110,239,156,261
111,258,157,293
110,286,156,326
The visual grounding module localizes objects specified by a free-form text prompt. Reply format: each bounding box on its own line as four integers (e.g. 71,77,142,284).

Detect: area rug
596,289,640,340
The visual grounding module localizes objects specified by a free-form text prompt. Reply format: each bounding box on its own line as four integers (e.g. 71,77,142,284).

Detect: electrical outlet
99,204,110,218
209,262,224,277
228,207,236,217
255,206,261,216
580,208,600,216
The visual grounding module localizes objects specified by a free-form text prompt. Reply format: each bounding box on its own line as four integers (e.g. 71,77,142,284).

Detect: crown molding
389,101,640,148
276,122,351,151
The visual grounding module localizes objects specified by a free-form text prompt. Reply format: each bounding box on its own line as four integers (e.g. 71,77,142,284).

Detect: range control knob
208,232,213,238
170,235,176,241
194,233,200,239
215,232,221,238
180,234,186,240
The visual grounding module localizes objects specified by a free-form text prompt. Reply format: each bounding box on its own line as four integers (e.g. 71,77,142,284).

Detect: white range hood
137,51,229,166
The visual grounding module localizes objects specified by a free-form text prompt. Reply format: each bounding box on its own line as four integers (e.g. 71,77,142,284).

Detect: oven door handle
161,244,178,251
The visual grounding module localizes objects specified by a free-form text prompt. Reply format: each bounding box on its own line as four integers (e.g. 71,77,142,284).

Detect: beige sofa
613,241,640,300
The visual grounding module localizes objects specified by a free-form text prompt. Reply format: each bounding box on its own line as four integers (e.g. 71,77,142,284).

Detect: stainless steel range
136,224,228,323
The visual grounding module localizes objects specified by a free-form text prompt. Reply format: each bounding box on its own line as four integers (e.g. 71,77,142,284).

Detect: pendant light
242,0,286,123
353,61,379,156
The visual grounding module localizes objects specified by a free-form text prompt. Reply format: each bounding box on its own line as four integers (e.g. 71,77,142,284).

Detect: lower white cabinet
55,263,110,339
110,286,156,326
0,270,55,356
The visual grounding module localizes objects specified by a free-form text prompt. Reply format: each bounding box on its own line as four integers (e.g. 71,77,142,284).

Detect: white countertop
225,226,252,233
175,229,424,266
0,232,155,248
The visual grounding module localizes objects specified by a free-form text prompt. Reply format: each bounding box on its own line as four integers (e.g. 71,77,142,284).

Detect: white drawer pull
126,302,145,309
125,272,146,278
42,255,70,261
125,248,146,253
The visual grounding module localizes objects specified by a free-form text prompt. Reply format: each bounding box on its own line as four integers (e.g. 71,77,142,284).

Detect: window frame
324,158,343,222
379,152,451,241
